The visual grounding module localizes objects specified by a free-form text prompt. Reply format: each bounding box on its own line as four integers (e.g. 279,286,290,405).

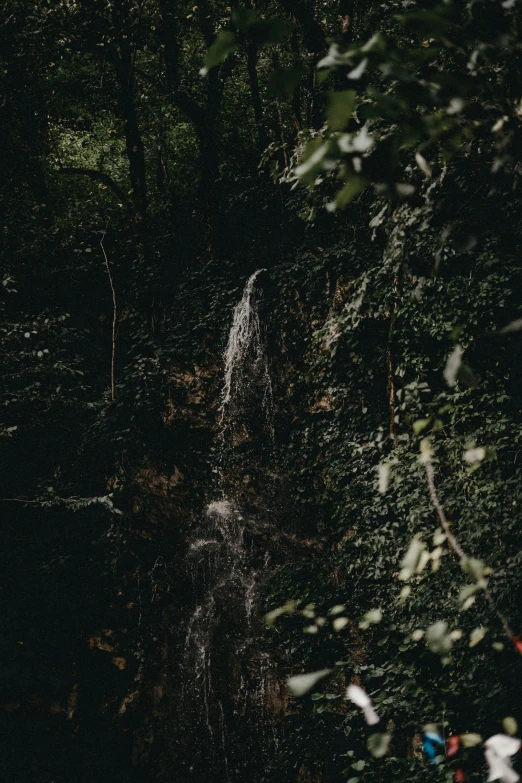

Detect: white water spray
180,271,275,780
219,270,274,448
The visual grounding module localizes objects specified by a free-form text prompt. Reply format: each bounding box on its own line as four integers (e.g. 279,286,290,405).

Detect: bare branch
387,307,398,447
100,229,117,401
424,456,516,643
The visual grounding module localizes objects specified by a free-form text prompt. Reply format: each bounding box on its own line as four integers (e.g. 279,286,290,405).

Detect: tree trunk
107,0,147,231
107,38,147,228
246,44,268,150
159,0,233,251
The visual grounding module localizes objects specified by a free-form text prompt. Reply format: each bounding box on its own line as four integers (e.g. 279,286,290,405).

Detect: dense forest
2,0,522,781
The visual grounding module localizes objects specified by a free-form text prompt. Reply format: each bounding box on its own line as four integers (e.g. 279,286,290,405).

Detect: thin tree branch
424,457,517,643
100,228,117,401
387,307,398,447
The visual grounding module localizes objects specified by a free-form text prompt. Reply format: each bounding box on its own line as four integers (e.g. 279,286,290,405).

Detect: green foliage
253,5,522,778
3,0,522,780
200,30,239,75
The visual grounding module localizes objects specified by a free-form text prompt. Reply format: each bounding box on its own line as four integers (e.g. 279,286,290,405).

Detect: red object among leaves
454,768,466,782
447,736,460,758
512,636,522,654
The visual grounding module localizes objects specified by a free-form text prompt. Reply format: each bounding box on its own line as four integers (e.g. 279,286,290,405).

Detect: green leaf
503,717,518,736
295,138,330,185
469,626,487,648
200,31,238,76
265,600,298,628
233,9,290,45
444,345,464,387
460,733,482,748
287,668,332,697
268,66,307,99
399,535,426,581
333,617,349,631
377,462,390,494
461,557,485,581
327,90,357,132
317,68,331,85
329,604,346,616
418,437,433,464
348,57,368,80
359,608,383,629
413,417,431,435
368,732,391,758
459,583,479,610
329,177,367,210
426,621,453,655
463,447,486,465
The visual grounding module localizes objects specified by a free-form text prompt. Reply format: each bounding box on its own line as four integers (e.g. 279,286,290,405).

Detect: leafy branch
422,444,519,648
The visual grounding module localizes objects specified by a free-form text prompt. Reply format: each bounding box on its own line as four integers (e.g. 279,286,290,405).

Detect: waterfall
217,270,274,467
179,271,275,782
220,269,273,430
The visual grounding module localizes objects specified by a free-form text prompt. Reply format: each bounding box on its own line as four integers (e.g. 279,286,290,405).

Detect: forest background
2,0,522,781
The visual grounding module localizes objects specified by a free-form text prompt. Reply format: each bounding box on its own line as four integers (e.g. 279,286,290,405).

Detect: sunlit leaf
500,318,522,334
333,617,349,631
469,626,487,647
346,685,380,725
459,583,480,610
503,717,518,736
368,732,391,758
415,151,432,177
265,600,298,628
287,669,332,697
426,621,453,655
464,447,486,465
348,58,368,80
377,462,390,494
295,139,331,185
328,177,367,210
399,535,426,581
413,417,430,435
444,344,464,387
460,733,482,748
200,31,238,76
461,558,485,581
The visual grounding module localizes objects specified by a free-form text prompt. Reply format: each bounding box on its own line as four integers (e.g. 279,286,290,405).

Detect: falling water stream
180,271,276,781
